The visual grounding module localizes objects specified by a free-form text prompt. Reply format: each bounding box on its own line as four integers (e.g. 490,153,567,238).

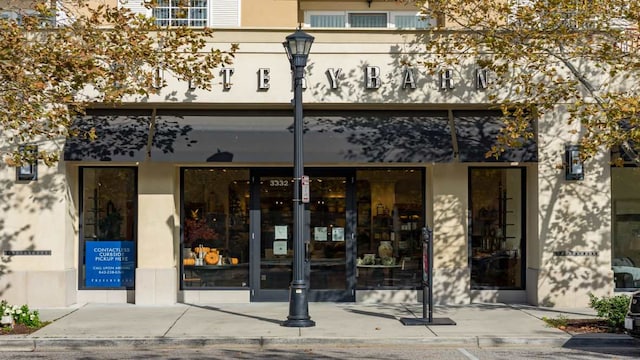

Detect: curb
1,335,625,352
562,334,640,348
0,338,35,352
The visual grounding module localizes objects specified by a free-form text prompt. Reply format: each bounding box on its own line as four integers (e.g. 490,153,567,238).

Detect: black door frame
250,168,356,302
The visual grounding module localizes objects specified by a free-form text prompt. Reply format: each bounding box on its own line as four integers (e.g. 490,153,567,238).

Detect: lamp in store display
282,28,315,328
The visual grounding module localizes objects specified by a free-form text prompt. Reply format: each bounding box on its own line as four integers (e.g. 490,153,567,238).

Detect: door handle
305,242,310,262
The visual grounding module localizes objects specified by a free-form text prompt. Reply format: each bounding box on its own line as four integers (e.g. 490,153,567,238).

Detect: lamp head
283,28,314,67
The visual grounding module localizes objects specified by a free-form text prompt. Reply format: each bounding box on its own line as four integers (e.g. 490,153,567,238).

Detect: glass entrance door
307,175,353,301
254,175,295,301
251,170,355,302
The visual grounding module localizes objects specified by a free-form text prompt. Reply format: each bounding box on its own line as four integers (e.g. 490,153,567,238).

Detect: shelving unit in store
84,188,101,239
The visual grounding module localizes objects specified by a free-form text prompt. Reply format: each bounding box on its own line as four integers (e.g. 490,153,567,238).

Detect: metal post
400,226,456,326
282,41,315,328
427,227,433,323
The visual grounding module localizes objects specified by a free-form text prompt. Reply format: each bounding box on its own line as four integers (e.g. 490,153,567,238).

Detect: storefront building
0,0,623,308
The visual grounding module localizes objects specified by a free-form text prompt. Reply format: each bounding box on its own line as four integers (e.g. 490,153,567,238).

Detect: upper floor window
120,0,239,28
0,9,55,27
306,11,434,29
152,0,208,27
508,0,632,30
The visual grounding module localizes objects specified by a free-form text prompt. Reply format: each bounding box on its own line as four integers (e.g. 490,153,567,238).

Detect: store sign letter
327,68,342,89
221,68,234,90
258,68,270,89
402,68,417,89
440,69,454,90
476,68,489,89
365,66,381,89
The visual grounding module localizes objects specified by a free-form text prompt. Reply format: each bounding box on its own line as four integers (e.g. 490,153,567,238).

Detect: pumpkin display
230,257,239,265
183,258,196,266
194,247,210,254
204,250,220,265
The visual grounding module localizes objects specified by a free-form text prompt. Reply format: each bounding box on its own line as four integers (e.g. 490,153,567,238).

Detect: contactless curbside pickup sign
85,240,135,288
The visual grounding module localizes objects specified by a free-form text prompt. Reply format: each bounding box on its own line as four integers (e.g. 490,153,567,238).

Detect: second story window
306,11,433,29
0,9,55,27
348,13,387,28
153,0,208,27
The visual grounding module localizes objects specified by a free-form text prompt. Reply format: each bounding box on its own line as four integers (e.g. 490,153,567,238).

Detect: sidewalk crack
162,306,190,337
49,303,87,322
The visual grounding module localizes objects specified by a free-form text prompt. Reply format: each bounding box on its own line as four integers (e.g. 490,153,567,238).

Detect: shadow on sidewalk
186,303,283,325
343,308,398,320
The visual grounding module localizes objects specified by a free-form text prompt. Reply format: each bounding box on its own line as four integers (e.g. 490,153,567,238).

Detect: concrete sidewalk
1,302,638,351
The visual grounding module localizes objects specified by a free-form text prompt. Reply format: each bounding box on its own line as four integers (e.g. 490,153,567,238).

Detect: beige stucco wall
127,30,492,108
431,163,471,304
242,0,298,27
0,143,76,307
533,107,613,308
135,162,178,304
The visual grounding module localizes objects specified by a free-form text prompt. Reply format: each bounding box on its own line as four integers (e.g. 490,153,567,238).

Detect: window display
469,168,524,289
355,169,424,289
181,168,250,288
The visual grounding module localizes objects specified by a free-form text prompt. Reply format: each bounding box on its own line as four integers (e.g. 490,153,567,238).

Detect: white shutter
210,0,240,27
118,0,152,18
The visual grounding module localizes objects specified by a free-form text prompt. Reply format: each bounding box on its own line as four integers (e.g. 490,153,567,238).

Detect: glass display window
181,168,250,289
469,168,525,289
612,167,640,290
355,169,424,289
80,167,137,289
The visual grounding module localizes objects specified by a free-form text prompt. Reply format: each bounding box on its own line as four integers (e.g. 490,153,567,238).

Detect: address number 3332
269,179,289,187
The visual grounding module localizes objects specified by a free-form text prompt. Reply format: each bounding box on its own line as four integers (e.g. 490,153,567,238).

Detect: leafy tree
415,0,640,164
0,0,237,165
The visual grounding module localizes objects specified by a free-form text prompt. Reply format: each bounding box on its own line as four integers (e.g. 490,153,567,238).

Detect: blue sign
85,241,135,288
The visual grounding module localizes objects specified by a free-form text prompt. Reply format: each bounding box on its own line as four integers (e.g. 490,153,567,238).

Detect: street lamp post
282,28,315,328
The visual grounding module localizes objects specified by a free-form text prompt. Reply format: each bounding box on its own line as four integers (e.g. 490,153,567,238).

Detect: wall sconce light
16,145,38,181
565,144,584,181
367,0,373,7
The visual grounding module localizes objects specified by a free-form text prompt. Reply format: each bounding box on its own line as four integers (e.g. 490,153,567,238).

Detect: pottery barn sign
3,250,51,256
553,250,599,257
158,66,490,91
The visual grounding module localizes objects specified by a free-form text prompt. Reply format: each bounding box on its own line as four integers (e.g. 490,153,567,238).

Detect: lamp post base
282,283,316,327
282,318,316,327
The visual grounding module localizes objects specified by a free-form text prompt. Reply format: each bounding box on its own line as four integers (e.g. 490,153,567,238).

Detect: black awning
148,110,454,163
63,109,153,162
64,109,536,164
454,110,538,162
